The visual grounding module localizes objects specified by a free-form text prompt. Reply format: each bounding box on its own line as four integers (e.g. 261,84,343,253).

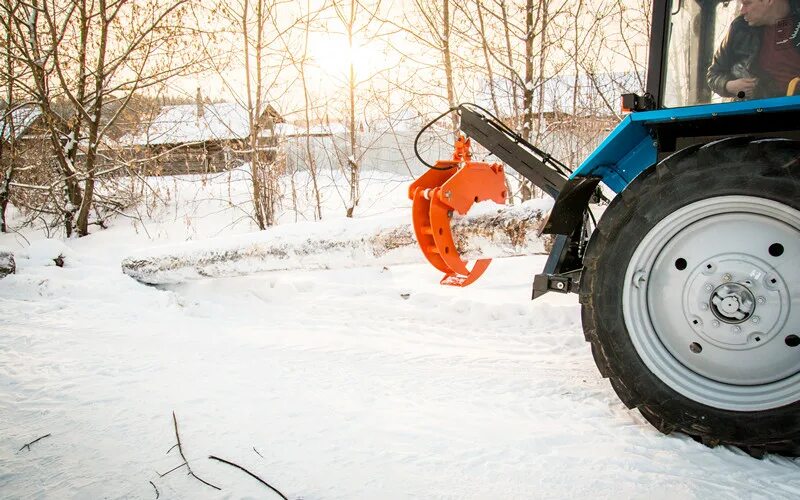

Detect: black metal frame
457,105,601,299
646,0,671,108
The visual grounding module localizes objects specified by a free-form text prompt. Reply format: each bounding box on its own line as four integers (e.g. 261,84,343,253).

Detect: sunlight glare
308,34,381,80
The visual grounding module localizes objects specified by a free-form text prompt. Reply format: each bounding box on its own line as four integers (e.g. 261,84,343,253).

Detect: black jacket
707,3,800,99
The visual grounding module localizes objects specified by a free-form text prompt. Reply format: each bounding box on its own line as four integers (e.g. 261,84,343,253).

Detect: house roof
1,104,43,142
122,102,282,146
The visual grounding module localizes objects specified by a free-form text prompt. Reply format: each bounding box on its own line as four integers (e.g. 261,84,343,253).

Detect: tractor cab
662,0,741,107
646,0,800,109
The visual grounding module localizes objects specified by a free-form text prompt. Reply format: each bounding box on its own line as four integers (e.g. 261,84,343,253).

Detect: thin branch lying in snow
167,412,221,490
157,462,186,477
149,480,159,499
208,455,288,500
253,447,264,458
18,433,51,452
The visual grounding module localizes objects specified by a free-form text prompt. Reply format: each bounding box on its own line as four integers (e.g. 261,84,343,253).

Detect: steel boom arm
457,105,568,199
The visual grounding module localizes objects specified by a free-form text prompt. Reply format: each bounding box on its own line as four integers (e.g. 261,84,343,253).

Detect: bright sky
165,0,651,122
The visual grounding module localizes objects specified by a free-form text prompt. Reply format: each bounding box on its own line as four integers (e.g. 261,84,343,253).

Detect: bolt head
700,304,709,311
712,320,720,327
444,191,452,199
722,273,732,282
757,296,766,304
705,284,714,291
752,316,760,324
732,326,741,334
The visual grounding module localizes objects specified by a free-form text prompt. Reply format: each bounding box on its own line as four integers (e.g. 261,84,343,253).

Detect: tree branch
18,433,51,452
208,455,288,500
169,412,221,491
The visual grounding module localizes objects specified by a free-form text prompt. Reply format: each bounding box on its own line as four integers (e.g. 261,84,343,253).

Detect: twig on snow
157,462,187,477
18,433,51,452
208,455,288,500
253,447,264,458
168,412,221,490
149,480,160,499
166,443,178,454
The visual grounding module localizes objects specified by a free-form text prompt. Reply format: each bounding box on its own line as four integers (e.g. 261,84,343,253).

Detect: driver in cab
708,0,800,99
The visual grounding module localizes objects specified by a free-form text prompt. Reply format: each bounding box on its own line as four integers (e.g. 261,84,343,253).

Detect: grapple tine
409,136,507,286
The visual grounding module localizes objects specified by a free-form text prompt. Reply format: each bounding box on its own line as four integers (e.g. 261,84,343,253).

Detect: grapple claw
408,136,507,287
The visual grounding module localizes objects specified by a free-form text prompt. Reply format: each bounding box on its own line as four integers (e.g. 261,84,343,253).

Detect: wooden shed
121,100,284,175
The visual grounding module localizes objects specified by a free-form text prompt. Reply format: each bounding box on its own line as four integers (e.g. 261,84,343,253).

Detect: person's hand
725,78,758,98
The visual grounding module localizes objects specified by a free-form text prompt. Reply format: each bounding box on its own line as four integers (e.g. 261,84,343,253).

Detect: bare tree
0,0,201,236
210,0,300,228
327,0,385,217
0,7,20,232
292,0,324,220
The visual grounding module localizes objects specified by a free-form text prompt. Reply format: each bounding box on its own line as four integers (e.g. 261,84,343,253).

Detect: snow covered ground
1,169,799,499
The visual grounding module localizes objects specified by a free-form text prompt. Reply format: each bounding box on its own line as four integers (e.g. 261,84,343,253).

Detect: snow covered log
0,250,15,278
121,201,551,285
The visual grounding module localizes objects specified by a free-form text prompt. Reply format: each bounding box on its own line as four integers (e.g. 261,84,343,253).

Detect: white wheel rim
623,196,800,411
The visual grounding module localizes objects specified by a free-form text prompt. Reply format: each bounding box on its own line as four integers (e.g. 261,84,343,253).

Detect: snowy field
1,169,799,499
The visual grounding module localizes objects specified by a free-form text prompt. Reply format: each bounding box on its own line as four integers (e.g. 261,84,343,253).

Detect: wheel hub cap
710,283,754,323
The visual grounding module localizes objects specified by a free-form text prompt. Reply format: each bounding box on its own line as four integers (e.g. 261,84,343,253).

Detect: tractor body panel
570,96,800,194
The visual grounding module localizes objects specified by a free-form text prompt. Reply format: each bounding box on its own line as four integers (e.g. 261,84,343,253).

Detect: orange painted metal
408,136,507,286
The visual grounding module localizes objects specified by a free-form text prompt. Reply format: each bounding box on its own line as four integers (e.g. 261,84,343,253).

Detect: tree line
0,0,650,237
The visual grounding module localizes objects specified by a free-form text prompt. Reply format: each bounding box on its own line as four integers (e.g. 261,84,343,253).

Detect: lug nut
712,320,720,327
700,304,709,311
752,316,760,324
722,273,732,282
757,296,766,304
732,326,741,334
705,284,714,291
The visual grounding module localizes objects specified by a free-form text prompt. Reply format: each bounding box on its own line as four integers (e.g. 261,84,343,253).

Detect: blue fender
571,95,800,193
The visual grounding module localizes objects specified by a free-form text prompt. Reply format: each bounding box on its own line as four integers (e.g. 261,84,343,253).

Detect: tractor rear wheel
581,137,800,456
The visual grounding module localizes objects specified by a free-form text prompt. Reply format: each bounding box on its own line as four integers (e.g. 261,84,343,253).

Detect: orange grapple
408,136,507,286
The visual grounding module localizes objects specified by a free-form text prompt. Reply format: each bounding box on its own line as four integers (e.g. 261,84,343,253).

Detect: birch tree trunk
299,2,322,220
346,1,359,218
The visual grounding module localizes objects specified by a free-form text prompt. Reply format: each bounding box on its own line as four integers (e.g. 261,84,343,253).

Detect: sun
307,33,382,80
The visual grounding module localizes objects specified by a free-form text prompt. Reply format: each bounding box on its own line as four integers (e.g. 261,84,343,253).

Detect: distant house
121,99,284,175
1,104,45,150
0,104,57,181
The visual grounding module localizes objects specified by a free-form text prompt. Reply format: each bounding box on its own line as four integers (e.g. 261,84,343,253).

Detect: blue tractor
412,0,799,455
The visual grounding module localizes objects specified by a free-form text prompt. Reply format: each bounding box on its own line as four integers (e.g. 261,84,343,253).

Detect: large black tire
581,137,800,456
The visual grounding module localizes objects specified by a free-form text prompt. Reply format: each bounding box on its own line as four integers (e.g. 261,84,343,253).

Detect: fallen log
121,201,552,285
